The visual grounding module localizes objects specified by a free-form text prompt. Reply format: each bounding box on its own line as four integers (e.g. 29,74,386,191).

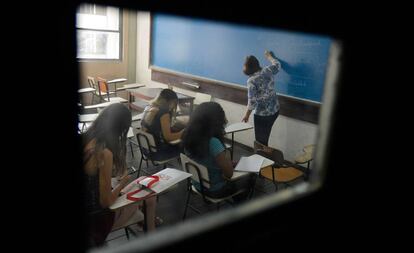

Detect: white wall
135,11,318,162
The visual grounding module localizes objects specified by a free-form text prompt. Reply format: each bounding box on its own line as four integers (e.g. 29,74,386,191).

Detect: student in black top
141,88,183,156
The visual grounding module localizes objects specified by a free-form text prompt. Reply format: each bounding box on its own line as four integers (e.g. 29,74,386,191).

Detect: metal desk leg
231,133,234,161
249,173,258,199
189,101,194,115
89,91,94,105
143,200,147,232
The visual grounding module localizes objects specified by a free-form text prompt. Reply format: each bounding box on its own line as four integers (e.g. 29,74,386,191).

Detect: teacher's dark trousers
254,111,279,146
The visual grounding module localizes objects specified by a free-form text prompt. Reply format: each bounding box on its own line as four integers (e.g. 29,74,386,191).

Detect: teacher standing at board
242,50,281,146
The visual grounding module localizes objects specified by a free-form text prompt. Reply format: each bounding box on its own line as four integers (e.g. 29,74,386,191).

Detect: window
76,4,121,60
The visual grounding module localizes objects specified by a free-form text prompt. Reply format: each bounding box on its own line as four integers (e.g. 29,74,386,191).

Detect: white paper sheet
234,155,265,173
138,168,192,193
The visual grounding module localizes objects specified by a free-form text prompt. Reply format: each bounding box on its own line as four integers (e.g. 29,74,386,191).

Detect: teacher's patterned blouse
247,57,281,116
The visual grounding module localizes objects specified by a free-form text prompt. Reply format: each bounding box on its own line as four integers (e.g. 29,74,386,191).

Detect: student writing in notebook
82,104,158,247
141,88,183,156
182,102,253,202
242,50,281,146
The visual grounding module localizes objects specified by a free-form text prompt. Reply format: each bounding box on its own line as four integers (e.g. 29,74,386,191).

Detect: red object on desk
126,176,159,201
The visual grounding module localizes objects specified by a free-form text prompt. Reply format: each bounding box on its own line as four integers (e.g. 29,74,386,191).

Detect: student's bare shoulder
147,105,160,113
101,148,113,160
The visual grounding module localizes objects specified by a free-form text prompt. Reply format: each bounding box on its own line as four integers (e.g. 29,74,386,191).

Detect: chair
294,144,314,177
135,129,180,176
254,141,306,191
87,76,104,104
87,76,97,104
180,153,246,219
96,77,116,103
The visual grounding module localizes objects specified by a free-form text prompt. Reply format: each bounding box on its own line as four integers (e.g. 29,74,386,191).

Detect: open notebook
234,154,272,173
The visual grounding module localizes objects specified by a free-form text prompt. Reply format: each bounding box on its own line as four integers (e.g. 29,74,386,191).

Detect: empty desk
225,122,254,160
107,78,127,96
129,87,195,115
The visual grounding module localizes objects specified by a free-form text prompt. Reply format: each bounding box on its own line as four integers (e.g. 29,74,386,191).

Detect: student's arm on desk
160,113,183,142
99,149,130,208
120,176,146,194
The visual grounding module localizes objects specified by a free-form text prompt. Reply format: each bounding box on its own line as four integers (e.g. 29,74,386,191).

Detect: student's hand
118,174,131,189
242,115,249,123
232,160,238,168
264,50,275,59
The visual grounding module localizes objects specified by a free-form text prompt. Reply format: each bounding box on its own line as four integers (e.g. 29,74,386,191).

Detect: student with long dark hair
242,50,281,146
182,102,253,200
141,88,183,155
82,104,157,246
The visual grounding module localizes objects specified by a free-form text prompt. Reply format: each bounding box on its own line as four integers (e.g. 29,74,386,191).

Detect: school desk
129,87,195,115
232,154,274,198
107,78,127,96
83,97,128,110
116,83,145,91
295,144,315,170
225,122,254,160
110,168,191,231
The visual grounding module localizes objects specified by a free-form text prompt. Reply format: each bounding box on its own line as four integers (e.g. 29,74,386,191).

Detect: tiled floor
100,116,306,248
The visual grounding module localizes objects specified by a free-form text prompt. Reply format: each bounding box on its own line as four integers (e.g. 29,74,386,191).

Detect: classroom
76,3,340,252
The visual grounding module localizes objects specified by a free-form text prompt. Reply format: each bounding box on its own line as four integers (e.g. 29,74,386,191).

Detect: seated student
82,103,158,247
182,101,253,201
141,88,184,155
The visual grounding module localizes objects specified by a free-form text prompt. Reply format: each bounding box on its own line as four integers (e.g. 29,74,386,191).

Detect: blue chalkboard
151,14,332,103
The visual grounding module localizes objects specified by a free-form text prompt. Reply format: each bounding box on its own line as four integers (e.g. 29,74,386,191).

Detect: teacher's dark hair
182,102,227,160
243,55,262,76
82,103,132,177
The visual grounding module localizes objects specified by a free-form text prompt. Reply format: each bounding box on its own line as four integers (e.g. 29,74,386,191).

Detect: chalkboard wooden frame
149,15,320,124
151,68,320,124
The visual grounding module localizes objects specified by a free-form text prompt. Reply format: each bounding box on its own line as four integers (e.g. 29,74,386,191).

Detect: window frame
76,4,123,62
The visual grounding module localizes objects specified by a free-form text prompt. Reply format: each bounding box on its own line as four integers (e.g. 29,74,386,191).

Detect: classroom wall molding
151,68,320,124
